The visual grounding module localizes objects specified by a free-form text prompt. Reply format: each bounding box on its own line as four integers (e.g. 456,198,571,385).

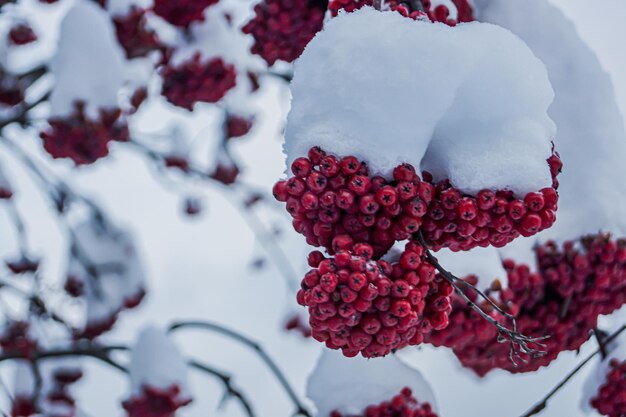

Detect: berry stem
189,359,256,417
168,320,313,417
593,328,609,360
519,324,626,417
414,231,549,365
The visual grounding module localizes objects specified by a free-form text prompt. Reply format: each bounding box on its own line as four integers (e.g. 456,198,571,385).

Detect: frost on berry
426,234,626,376
40,102,129,165
330,387,438,417
307,350,437,417
65,218,146,339
242,0,326,65
161,53,236,111
8,23,38,46
297,240,452,358
124,326,192,417
589,359,626,417
112,7,162,59
153,0,218,28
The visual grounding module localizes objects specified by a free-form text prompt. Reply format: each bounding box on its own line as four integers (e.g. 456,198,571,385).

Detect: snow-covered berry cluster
160,53,237,111
112,7,162,59
297,239,452,358
427,234,626,375
274,147,560,257
591,359,626,417
122,385,192,417
153,0,218,28
40,103,129,165
242,0,326,65
329,387,438,417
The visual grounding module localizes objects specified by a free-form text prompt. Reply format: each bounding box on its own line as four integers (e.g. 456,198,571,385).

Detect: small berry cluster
427,234,626,375
591,358,626,417
40,103,129,165
284,313,312,338
421,155,560,251
0,321,37,357
113,7,162,59
160,53,236,111
242,0,326,65
330,387,438,417
45,368,83,414
329,0,474,25
274,148,432,259
297,239,452,358
8,23,37,46
122,385,192,417
153,0,218,28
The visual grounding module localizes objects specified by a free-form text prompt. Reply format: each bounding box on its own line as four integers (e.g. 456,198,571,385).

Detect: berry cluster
8,23,37,46
242,0,326,65
0,321,36,357
40,103,129,165
122,385,192,417
330,387,438,417
160,53,236,111
297,239,452,358
421,154,560,251
591,358,626,417
45,368,83,414
427,234,626,375
153,0,218,28
328,0,474,25
113,8,162,59
274,147,560,257
11,396,37,417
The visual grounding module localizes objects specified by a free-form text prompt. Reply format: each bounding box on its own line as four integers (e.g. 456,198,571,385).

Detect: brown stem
414,231,548,365
519,325,626,417
168,320,312,417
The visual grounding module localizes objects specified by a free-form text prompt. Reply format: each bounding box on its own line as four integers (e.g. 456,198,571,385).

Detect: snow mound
68,217,145,331
50,1,125,118
307,350,437,416
476,0,626,241
286,8,555,197
129,325,190,396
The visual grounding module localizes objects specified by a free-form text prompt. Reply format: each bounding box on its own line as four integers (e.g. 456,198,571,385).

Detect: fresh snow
286,8,556,197
50,1,126,118
477,0,626,242
129,325,190,396
307,349,437,416
68,217,144,330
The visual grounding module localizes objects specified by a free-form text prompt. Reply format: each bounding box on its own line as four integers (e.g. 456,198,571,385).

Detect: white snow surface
286,8,556,197
307,350,437,417
477,0,626,241
107,0,154,16
434,246,508,289
68,217,144,328
0,160,12,192
50,1,126,118
129,325,191,397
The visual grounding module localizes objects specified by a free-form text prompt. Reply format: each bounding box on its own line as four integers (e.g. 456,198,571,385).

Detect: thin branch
414,231,548,365
189,359,255,417
593,328,608,360
0,346,128,373
520,325,626,417
168,320,312,417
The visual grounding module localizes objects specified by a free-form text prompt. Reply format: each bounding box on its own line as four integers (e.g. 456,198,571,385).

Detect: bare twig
189,359,255,417
520,325,626,417
168,320,312,417
414,232,548,365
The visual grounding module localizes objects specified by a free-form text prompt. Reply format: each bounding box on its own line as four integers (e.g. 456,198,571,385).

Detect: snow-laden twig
520,325,626,417
168,320,312,417
414,231,548,365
